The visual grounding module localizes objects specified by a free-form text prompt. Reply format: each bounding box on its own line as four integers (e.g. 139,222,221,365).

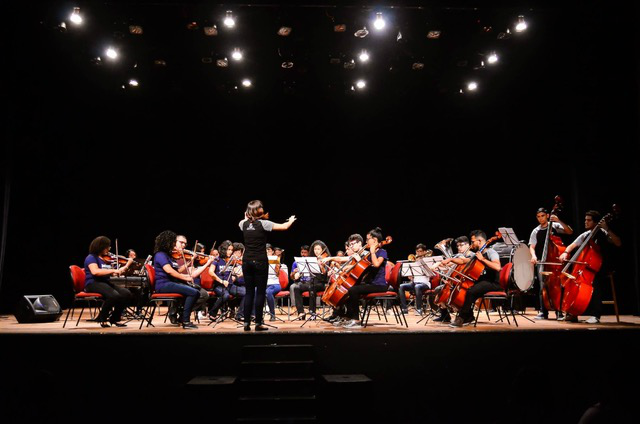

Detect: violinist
558,210,621,324
84,236,134,327
123,248,148,318
291,241,330,320
433,236,473,323
239,200,296,332
528,207,573,320
398,244,432,316
341,228,389,329
174,236,212,322
450,230,502,327
289,245,311,312
207,240,234,319
152,230,200,329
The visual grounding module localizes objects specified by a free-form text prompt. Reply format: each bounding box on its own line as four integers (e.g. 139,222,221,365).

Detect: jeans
85,282,133,322
398,282,430,311
155,282,200,323
265,284,281,315
242,260,268,324
209,285,230,315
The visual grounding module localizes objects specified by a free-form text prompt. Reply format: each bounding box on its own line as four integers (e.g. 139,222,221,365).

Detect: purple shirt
84,254,112,288
153,251,180,290
369,248,388,286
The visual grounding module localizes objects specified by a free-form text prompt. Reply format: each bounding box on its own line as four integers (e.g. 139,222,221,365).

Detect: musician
239,200,296,331
558,210,621,324
174,236,212,321
432,236,473,323
152,230,200,329
289,245,311,315
291,240,330,320
326,234,365,324
398,244,432,316
83,236,134,327
528,207,573,320
450,230,502,327
228,242,247,320
264,244,282,321
207,240,234,318
341,228,389,328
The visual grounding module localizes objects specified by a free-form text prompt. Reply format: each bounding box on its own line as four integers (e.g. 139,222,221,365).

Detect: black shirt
239,219,274,261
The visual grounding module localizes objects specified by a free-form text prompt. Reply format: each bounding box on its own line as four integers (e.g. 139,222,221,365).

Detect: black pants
345,284,388,320
242,260,269,325
292,279,325,314
85,282,133,322
583,272,604,319
459,280,502,320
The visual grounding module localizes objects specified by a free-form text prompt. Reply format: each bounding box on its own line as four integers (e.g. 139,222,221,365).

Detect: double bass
537,196,567,312
322,236,392,308
561,205,619,317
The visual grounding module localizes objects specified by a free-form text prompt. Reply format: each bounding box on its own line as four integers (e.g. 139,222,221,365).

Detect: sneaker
449,316,464,327
332,318,345,327
463,316,475,326
182,322,198,329
561,314,578,323
555,311,564,320
585,316,600,324
401,309,409,315
343,319,361,328
434,315,451,323
414,309,423,316
534,312,548,320
197,311,207,320
386,309,395,315
269,314,277,322
168,314,179,325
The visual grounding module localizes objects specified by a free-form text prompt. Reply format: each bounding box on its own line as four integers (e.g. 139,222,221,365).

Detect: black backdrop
1,0,639,314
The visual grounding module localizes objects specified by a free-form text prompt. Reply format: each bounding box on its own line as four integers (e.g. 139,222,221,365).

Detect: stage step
238,376,316,396
241,343,315,362
240,360,314,378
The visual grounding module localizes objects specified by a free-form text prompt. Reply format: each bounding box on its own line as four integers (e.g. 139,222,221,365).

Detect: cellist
558,210,621,324
450,230,502,328
528,207,573,320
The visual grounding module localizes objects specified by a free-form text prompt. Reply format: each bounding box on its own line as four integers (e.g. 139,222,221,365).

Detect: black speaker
14,295,63,323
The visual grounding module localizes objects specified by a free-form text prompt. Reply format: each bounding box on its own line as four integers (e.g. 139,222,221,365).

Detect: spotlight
344,60,355,70
278,27,292,36
231,49,243,61
427,31,441,39
412,62,424,70
354,27,369,38
487,53,498,64
334,24,346,33
106,47,118,60
216,58,229,68
373,12,385,30
204,26,218,36
58,22,67,32
70,7,82,25
281,61,294,69
356,80,366,89
224,11,235,28
128,79,139,87
467,81,478,91
515,15,527,32
154,59,167,67
242,79,252,87
186,22,199,30
129,25,143,35
359,50,369,62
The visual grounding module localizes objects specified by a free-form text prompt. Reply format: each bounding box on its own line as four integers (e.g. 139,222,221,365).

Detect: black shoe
269,314,277,322
244,323,251,332
463,316,475,326
555,311,564,320
98,321,110,328
110,321,127,327
534,312,548,320
434,315,451,323
182,322,198,329
168,314,179,325
255,324,269,331
449,316,464,327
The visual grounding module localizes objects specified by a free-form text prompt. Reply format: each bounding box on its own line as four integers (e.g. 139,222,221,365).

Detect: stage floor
2,307,639,334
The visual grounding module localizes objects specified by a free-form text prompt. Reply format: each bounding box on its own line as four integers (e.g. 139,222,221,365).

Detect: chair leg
609,274,620,323
76,305,86,327
63,305,74,328
474,298,483,327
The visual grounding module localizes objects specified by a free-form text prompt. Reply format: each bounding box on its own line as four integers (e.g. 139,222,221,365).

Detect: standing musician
558,210,621,324
340,228,389,328
207,240,234,318
450,230,502,327
398,243,432,316
528,207,573,320
433,236,473,323
291,240,330,320
289,245,311,312
239,200,296,331
84,236,134,327
152,230,200,329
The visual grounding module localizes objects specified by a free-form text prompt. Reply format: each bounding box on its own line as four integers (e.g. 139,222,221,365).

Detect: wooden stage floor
2,307,639,335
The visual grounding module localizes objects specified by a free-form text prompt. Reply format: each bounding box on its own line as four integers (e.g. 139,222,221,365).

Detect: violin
100,252,132,266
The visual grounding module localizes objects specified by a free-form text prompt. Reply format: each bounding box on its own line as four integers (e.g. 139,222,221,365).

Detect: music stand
293,257,330,327
496,227,535,323
409,256,444,324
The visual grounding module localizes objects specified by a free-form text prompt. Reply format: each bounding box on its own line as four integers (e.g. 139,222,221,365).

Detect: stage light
354,27,369,38
278,26,292,36
204,26,218,36
106,47,118,60
281,61,294,69
186,22,199,30
69,7,82,25
129,25,143,35
58,22,67,32
356,80,366,89
128,79,139,87
487,53,498,64
373,12,385,30
344,60,355,70
412,62,424,70
224,11,235,28
359,50,369,62
467,81,478,91
515,15,527,32
231,49,243,61
217,58,229,67
242,79,252,87
334,24,346,33
427,31,441,39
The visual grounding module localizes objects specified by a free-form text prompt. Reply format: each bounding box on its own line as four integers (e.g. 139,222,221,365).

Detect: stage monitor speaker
14,295,63,323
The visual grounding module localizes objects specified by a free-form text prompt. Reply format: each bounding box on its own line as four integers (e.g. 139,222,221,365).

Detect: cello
537,196,567,312
322,236,392,308
560,205,620,317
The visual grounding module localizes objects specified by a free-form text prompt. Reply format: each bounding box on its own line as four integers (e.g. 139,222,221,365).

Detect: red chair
361,290,408,328
139,264,185,329
473,265,516,327
63,265,104,328
275,269,291,320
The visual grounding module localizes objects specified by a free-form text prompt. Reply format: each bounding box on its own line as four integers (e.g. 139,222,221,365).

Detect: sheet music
498,227,519,246
294,257,322,275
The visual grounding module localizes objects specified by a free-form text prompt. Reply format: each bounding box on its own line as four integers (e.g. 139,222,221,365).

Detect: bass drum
510,243,535,292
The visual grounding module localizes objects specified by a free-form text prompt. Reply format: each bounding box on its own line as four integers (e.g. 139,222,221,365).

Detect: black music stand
293,257,331,327
497,227,535,323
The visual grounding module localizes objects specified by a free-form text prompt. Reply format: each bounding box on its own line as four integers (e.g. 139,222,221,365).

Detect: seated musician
450,230,502,327
152,230,200,329
398,243,432,316
207,240,234,318
340,228,389,328
175,238,212,321
325,234,365,324
433,236,473,323
262,244,282,321
228,242,247,320
528,207,573,320
84,236,134,327
121,248,148,318
558,210,621,324
289,245,311,312
291,241,330,320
